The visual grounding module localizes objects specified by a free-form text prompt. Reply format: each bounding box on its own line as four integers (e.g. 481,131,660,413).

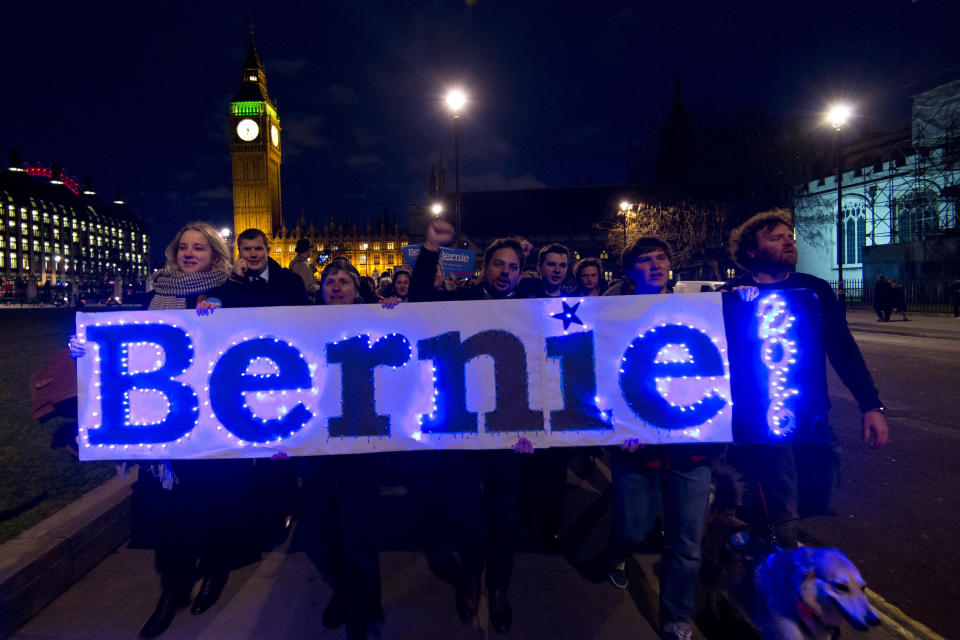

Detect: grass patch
0,309,115,544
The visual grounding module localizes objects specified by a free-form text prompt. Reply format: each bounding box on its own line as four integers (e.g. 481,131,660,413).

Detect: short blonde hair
164,221,232,274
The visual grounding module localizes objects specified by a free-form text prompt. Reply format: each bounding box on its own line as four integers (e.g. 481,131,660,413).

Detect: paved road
800,314,960,638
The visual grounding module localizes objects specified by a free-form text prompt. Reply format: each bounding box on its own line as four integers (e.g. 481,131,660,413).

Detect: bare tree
596,200,729,279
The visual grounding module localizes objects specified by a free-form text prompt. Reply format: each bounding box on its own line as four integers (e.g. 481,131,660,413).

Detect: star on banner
551,300,583,330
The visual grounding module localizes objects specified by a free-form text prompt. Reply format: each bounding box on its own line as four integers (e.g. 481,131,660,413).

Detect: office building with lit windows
1,151,150,294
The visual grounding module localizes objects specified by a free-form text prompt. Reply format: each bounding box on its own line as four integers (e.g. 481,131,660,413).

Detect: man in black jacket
409,220,527,633
725,209,889,546
222,229,308,308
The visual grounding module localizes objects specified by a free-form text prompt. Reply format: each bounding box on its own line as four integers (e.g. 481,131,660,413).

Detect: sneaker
607,559,629,589
661,620,693,640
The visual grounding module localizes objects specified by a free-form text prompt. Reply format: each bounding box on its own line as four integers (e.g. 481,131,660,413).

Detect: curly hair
573,257,602,281
729,208,794,270
164,221,232,274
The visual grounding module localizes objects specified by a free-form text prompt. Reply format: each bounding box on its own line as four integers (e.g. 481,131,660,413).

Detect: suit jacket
220,257,309,308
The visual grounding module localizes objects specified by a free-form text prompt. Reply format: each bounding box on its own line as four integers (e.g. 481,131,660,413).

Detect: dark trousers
298,455,382,637
729,438,841,547
155,459,259,594
518,447,570,539
429,450,519,593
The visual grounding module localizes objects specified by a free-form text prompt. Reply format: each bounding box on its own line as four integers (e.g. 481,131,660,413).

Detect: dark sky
3,0,958,261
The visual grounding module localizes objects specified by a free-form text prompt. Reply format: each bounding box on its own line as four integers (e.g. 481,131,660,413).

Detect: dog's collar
795,598,840,637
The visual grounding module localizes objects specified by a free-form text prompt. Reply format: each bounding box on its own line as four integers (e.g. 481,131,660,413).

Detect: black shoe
191,573,228,615
140,589,189,638
489,589,513,633
541,532,563,555
455,576,479,624
322,591,347,629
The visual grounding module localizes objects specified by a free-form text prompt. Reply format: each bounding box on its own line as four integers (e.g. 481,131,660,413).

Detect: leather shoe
190,573,228,615
489,589,513,633
455,576,479,623
322,591,346,629
140,589,189,638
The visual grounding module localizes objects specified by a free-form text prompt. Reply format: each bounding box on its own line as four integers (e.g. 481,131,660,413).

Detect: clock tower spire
230,34,282,239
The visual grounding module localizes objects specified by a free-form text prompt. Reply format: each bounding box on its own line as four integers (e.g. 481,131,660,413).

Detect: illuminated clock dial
236,119,260,141
270,124,279,147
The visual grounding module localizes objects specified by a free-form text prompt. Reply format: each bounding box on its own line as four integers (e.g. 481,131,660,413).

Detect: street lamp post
445,89,466,247
828,104,851,315
619,201,633,252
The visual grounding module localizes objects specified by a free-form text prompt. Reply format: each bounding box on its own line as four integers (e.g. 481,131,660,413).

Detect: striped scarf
148,269,228,310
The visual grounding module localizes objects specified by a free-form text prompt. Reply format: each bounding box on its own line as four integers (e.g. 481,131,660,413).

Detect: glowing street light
827,103,851,130
220,227,232,238
431,202,444,216
826,102,853,314
445,88,467,246
445,89,467,113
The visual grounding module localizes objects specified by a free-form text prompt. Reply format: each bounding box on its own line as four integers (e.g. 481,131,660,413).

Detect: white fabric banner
76,291,821,460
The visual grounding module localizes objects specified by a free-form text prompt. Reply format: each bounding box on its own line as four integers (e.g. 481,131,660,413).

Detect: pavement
3,310,953,640
843,309,960,341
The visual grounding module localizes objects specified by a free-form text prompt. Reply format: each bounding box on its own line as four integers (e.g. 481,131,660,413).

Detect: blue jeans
608,452,711,624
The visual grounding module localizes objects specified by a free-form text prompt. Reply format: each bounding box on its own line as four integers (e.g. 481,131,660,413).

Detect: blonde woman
69,222,241,638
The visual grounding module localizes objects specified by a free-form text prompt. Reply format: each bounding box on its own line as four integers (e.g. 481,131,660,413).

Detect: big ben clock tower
230,36,282,238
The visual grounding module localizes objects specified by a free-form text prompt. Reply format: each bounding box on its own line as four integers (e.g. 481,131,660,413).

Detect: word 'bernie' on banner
75,291,827,461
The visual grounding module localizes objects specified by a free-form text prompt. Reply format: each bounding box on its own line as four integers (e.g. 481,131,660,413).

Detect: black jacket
410,247,530,302
220,257,309,308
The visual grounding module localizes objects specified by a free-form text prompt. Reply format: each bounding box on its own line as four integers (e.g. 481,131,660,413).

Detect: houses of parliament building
229,37,407,277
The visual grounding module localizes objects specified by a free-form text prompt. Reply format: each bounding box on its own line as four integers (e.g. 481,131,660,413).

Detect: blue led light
756,293,800,437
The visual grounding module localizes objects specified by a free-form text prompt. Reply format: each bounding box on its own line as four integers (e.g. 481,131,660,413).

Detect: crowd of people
67,210,889,640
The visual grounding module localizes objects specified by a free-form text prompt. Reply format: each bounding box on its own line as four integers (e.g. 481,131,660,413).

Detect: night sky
3,0,958,262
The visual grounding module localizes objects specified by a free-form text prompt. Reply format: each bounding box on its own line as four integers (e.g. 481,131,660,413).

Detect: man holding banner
409,219,529,633
603,236,716,640
725,209,889,547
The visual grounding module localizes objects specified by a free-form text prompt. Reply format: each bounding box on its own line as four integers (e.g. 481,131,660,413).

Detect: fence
833,278,956,313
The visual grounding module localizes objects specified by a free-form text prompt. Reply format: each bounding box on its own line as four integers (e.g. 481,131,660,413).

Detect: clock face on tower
236,119,260,141
270,124,279,147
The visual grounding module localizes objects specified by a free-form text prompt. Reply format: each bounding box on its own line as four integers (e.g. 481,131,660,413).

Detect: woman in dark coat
70,221,249,638
306,258,399,640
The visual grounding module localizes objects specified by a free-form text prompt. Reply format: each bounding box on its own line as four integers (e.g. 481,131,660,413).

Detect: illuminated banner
75,291,826,461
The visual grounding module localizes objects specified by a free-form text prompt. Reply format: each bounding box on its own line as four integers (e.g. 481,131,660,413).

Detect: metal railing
834,278,955,313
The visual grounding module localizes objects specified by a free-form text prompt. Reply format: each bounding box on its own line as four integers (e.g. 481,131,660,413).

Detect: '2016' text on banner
76,291,827,460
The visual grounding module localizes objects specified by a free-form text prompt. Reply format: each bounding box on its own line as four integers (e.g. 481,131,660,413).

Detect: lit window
360,243,369,250
248,75,257,81
9,253,15,269
275,247,281,253
358,254,367,264
387,242,395,250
